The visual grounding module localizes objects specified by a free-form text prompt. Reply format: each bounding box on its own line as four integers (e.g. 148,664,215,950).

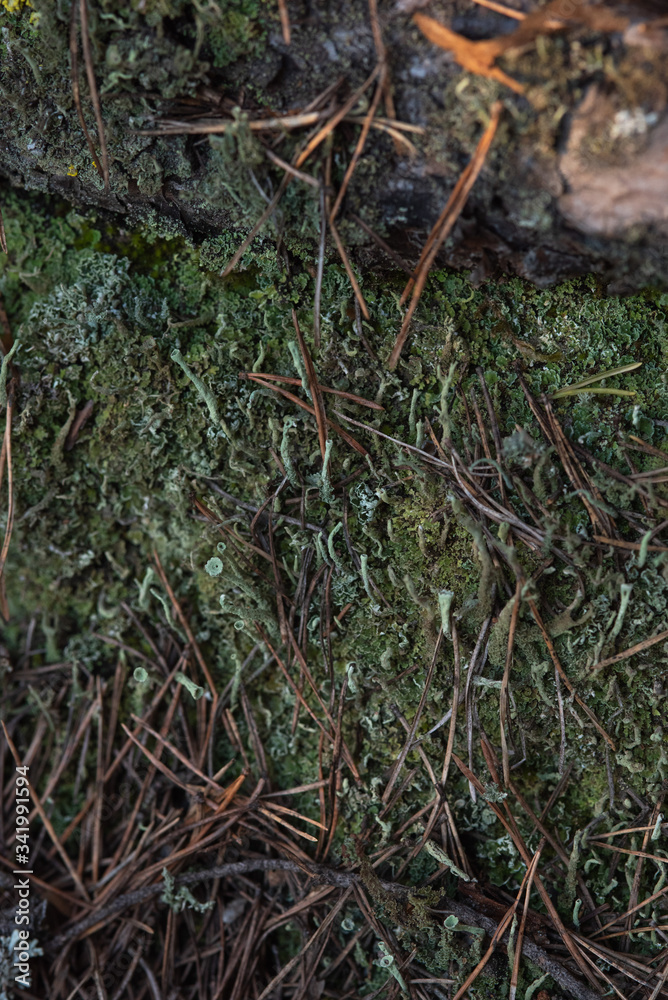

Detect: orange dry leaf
414,12,525,93
413,1,630,95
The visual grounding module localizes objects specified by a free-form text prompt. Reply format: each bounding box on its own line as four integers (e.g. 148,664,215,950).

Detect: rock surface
1,0,668,291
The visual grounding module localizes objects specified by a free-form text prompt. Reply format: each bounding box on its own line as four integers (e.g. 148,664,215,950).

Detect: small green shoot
551,361,642,399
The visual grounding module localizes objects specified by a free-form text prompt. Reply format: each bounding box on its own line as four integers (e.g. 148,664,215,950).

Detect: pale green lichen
3,181,668,993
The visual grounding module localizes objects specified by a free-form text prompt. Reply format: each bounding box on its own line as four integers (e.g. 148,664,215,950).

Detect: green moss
4,180,668,990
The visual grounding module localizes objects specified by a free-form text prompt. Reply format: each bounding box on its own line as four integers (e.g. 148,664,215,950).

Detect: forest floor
1,2,668,1000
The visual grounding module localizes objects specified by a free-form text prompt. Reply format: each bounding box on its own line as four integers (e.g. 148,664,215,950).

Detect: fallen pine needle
388,102,502,369
241,372,384,409
249,375,369,456
591,627,668,672
292,307,328,461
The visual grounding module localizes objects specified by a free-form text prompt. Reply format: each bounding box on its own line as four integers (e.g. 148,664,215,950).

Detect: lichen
3,178,668,991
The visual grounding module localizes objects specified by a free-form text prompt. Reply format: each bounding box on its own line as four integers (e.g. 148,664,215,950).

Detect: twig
45,857,600,999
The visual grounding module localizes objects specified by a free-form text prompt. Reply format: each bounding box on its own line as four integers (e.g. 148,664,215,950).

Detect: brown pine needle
2,721,90,901
141,110,326,136
510,862,536,1000
0,393,14,620
413,2,628,94
257,628,359,781
256,888,353,1000
330,65,385,222
314,180,327,350
142,110,421,139
452,844,544,1000
277,0,291,44
241,371,384,409
79,0,109,192
262,147,319,187
368,0,402,153
262,800,327,830
294,65,380,169
333,408,451,471
328,213,370,321
221,173,290,277
470,0,525,20
528,599,616,750
0,205,7,254
595,821,667,839
257,805,319,842
350,213,415,276
69,0,103,185
588,841,668,866
388,102,501,369
130,714,226,793
593,534,668,554
92,677,104,886
120,723,215,803
382,630,443,805
451,753,600,989
591,627,668,672
593,884,668,939
292,308,328,462
500,580,521,786
441,620,461,786
152,549,217,698
248,375,369,456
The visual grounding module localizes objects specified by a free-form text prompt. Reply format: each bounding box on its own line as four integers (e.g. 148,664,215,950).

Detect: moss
4,179,668,989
